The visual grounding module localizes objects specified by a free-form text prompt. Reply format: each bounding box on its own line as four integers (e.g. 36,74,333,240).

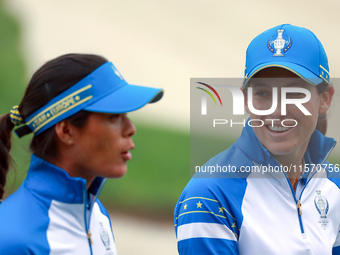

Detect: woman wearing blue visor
175,24,340,254
0,53,163,254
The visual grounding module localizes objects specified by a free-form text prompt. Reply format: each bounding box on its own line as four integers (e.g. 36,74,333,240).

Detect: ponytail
0,114,15,199
0,54,108,200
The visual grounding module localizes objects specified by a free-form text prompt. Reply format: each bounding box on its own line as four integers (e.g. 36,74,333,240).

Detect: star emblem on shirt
183,203,188,210
196,201,202,208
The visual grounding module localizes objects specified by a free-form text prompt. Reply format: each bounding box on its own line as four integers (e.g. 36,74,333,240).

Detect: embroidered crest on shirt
99,222,114,254
314,190,329,229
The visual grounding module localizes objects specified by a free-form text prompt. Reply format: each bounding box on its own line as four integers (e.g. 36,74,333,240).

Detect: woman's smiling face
245,67,333,160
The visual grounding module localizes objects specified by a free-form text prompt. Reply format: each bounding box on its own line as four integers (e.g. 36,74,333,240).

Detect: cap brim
84,84,163,113
243,62,324,88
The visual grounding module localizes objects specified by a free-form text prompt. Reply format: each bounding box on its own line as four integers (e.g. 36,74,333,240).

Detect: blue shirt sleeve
0,185,50,254
333,243,340,255
174,177,247,255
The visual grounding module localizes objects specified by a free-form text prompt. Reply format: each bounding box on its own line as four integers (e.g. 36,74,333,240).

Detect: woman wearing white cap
174,24,340,254
0,53,163,254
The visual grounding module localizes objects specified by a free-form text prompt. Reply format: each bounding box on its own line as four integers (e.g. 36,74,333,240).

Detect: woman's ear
54,120,75,146
319,85,334,114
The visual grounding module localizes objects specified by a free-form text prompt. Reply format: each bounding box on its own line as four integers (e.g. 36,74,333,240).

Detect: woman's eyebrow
248,80,272,88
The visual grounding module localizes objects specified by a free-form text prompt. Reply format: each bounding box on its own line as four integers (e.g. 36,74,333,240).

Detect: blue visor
16,62,163,137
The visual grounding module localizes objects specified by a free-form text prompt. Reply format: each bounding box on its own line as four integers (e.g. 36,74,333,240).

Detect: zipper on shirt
266,154,306,235
297,200,302,216
294,168,322,235
285,176,305,234
288,150,335,235
296,145,335,227
266,141,336,238
83,177,108,254
88,229,93,245
84,189,94,255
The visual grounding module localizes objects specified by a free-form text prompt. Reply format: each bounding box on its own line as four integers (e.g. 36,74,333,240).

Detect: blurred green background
0,1,193,221
2,1,339,254
2,0,339,223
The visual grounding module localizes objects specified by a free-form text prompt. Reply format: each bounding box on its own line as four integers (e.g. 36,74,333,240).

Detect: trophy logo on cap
268,29,292,57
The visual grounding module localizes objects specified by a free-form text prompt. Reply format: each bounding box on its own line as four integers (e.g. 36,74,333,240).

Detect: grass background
0,1,194,221
2,1,339,222
0,2,25,109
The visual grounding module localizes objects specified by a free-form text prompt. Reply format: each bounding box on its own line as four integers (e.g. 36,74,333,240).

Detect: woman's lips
121,151,132,161
265,125,295,137
267,125,292,132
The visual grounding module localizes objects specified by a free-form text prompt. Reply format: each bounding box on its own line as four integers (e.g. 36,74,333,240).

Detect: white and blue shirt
175,125,340,254
0,155,117,254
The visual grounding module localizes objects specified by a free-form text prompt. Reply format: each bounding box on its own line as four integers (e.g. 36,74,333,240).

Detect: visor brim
84,84,164,113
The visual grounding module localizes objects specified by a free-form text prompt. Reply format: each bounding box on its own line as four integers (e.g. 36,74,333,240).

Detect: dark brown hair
315,81,331,135
0,53,108,199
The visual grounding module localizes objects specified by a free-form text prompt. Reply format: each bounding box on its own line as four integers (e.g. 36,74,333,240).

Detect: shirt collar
24,154,106,204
